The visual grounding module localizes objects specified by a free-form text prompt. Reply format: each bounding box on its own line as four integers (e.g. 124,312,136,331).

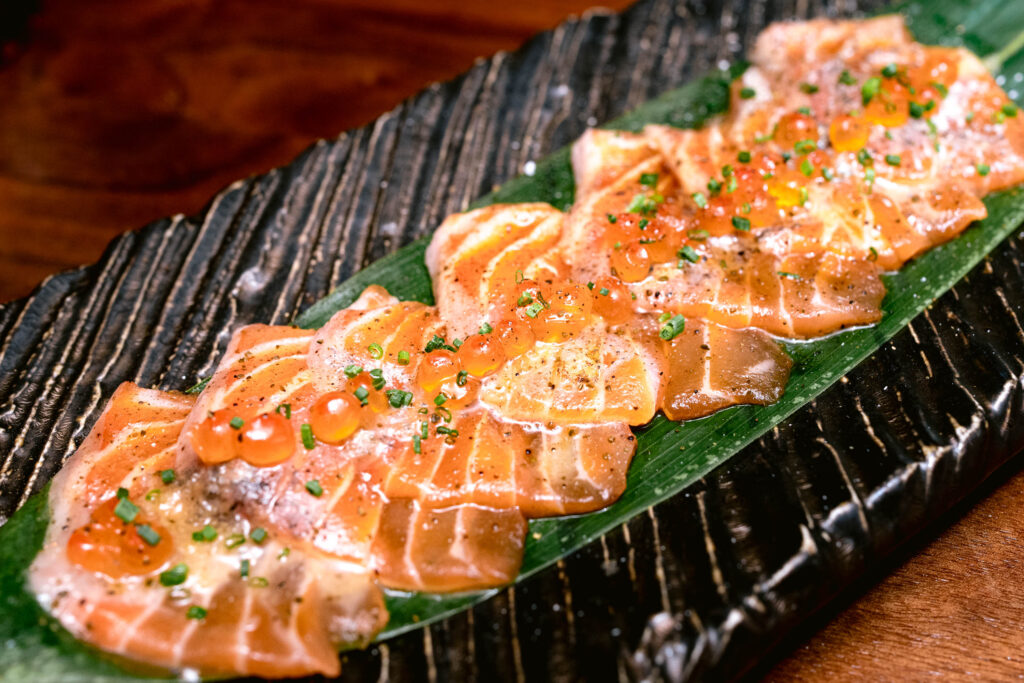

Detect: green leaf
3,3,1024,679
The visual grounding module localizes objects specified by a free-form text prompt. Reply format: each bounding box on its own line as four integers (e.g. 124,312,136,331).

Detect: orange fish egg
239,412,296,466
416,350,460,393
493,318,535,359
609,242,651,282
530,282,594,343
774,111,818,149
436,374,480,410
67,497,174,578
309,392,361,444
829,115,871,152
347,372,388,413
864,83,910,127
191,410,243,464
590,276,633,324
458,334,506,377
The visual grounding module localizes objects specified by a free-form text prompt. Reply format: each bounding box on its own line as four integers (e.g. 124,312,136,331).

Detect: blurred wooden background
1,0,1023,679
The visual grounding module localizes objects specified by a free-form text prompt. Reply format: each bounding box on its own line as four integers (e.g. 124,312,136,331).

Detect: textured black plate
2,0,1024,680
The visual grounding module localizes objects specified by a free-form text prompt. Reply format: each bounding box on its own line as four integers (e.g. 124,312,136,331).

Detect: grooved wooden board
2,0,1024,680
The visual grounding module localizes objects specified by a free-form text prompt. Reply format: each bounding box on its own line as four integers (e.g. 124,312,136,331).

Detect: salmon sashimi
28,15,1024,680
29,383,385,678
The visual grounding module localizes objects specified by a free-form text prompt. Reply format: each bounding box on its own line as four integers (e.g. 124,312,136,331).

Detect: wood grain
0,0,633,301
1,0,1023,680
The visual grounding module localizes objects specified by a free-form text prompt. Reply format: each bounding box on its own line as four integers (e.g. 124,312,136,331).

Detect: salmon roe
530,283,593,342
458,334,505,377
309,392,361,444
774,111,818,149
239,412,295,466
590,276,633,324
416,349,460,392
191,411,242,464
347,372,388,413
609,242,651,282
493,318,535,358
828,115,870,152
67,498,174,578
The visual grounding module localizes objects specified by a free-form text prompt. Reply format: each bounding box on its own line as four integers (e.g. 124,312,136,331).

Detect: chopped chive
250,527,268,543
421,421,429,439
116,487,130,499
412,434,421,454
638,218,649,230
688,229,709,241
185,377,210,395
397,350,410,365
856,148,872,166
658,314,686,341
794,139,816,155
721,164,733,177
865,167,876,186
478,322,493,334
586,281,595,290
731,216,751,232
737,150,751,163
524,301,544,318
278,547,291,560
186,606,207,620
1002,103,1018,117
799,82,819,94
436,426,459,437
114,498,139,524
452,338,463,348
368,368,383,378
160,563,188,587
305,479,323,497
385,389,410,408
868,246,879,261
240,559,250,578
741,202,751,214
799,159,814,177
707,178,722,195
436,406,452,423
838,70,857,85
229,416,244,430
606,213,617,224
192,525,217,542
599,287,610,296
367,343,383,359
434,394,447,406
691,192,707,208
514,269,524,283
909,101,925,118
977,163,990,176
353,386,369,405
861,76,881,105
456,370,469,387
639,172,659,187
881,63,899,78
796,106,812,116
822,167,835,181
739,87,756,99
275,403,292,419
885,154,901,166
778,271,802,280
799,186,809,205
625,193,658,215
225,533,246,549
371,375,386,390
931,82,948,97
135,524,161,546
300,423,316,449
145,489,160,501
344,364,363,378
678,246,700,264
658,312,671,323
726,175,738,193
516,292,533,307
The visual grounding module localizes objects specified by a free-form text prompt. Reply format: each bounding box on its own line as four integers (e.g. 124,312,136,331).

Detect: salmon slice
661,320,792,420
30,383,385,679
425,203,565,339
382,405,635,516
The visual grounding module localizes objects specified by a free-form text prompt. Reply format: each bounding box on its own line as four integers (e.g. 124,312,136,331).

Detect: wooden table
2,1,1021,678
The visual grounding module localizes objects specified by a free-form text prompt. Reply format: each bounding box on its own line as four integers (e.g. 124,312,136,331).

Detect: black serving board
3,0,1024,680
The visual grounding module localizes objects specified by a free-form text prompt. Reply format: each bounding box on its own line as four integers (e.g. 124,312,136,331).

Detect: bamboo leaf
3,2,1024,679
